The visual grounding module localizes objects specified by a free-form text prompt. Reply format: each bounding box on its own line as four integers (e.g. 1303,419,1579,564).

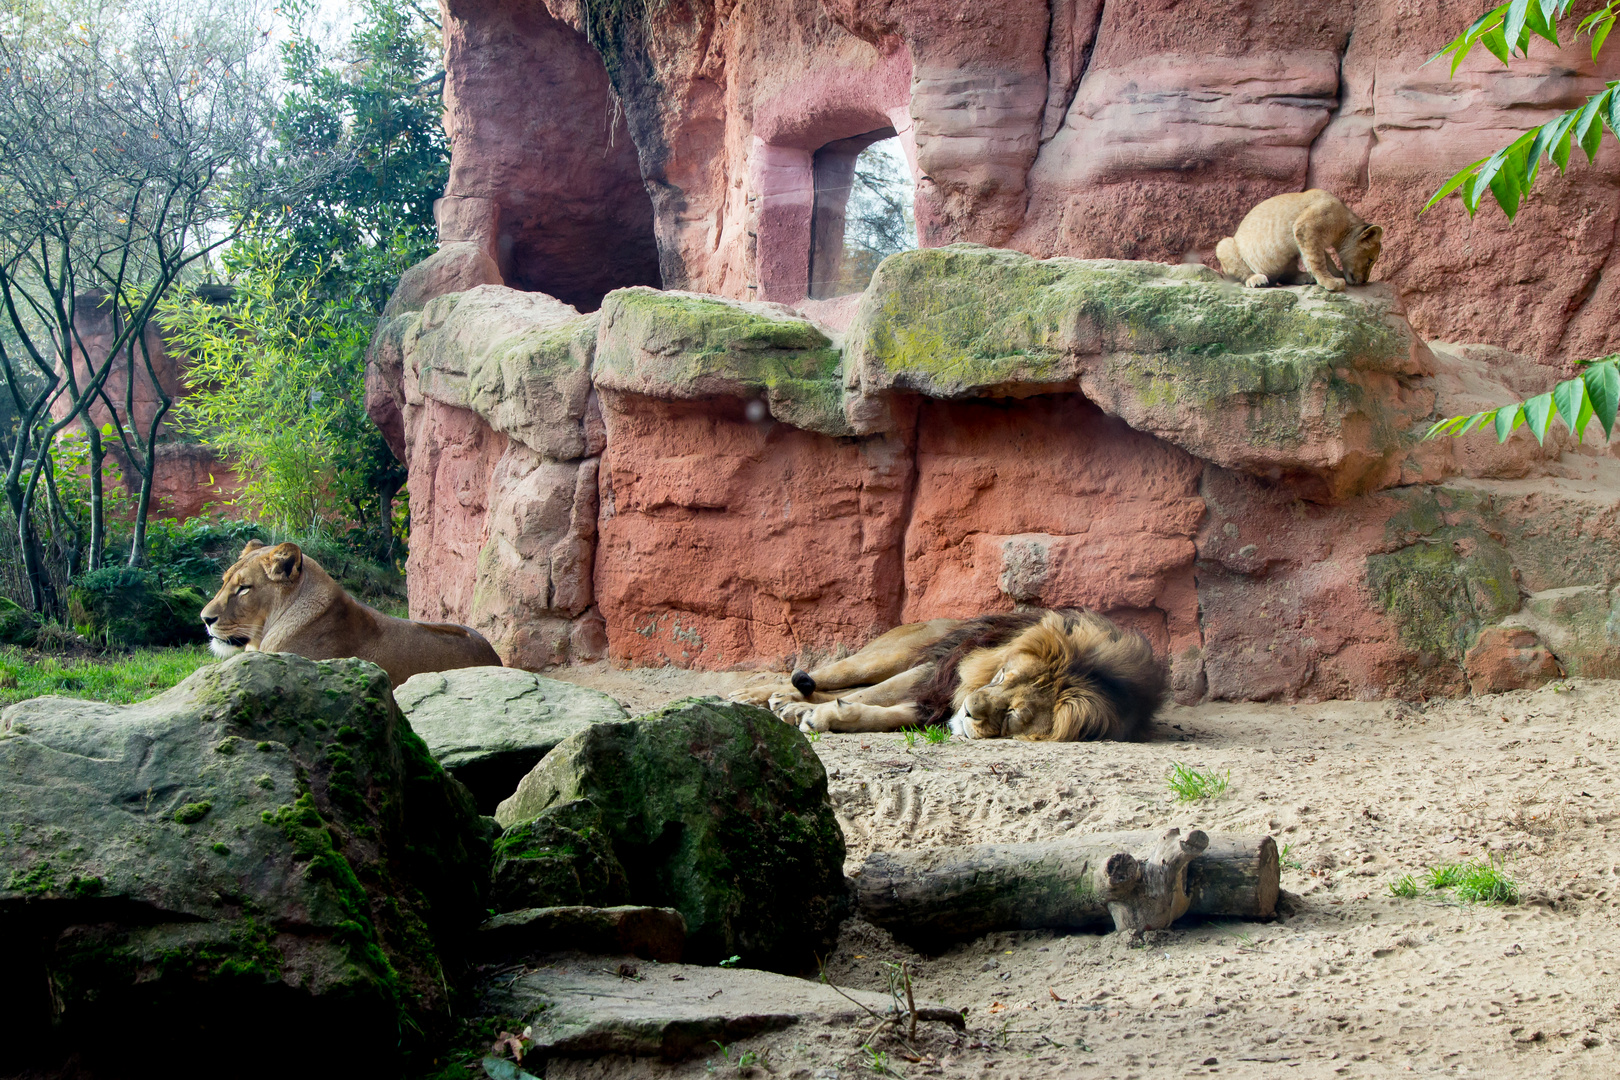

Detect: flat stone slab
393,666,627,812
481,957,963,1060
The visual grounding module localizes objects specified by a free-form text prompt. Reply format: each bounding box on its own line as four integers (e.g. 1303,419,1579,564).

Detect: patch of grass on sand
0,644,216,709
1394,858,1519,905
1167,762,1230,802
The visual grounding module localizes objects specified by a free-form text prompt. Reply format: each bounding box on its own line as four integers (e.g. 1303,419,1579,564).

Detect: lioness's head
947,611,1165,742
1339,223,1383,286
200,541,305,658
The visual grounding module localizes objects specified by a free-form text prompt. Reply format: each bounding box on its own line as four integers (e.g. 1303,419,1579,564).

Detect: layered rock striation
371,245,1618,701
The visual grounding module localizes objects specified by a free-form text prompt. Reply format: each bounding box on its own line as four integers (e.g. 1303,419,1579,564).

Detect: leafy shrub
0,597,39,648
68,567,209,648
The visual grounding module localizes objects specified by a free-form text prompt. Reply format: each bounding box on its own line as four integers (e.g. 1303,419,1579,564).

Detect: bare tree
0,0,316,612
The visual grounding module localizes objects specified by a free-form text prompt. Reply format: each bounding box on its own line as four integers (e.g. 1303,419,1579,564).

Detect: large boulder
846,245,1433,499
495,698,846,972
393,666,628,812
0,653,488,1076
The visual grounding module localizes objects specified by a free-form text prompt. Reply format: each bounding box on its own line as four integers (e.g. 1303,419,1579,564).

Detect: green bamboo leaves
1424,358,1620,445
1425,1,1620,219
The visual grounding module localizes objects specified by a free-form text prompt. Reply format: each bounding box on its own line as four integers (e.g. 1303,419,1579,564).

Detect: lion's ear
263,542,303,582
239,540,267,558
1362,224,1383,245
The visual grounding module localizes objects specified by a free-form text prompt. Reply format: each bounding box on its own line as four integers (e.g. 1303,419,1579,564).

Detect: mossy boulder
406,285,598,459
1500,586,1620,679
0,652,488,1076
495,697,846,972
845,245,1432,498
393,666,629,813
489,798,631,911
67,566,209,647
595,287,848,436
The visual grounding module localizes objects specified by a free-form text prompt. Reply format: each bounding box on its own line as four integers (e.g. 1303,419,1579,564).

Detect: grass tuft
1167,762,1229,802
1389,874,1421,899
1395,857,1519,905
922,725,950,745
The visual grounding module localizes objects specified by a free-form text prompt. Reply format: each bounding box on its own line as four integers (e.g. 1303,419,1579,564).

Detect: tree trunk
852,830,1279,940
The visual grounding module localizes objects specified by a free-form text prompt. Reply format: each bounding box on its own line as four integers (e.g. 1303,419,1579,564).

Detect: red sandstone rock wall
443,0,1620,364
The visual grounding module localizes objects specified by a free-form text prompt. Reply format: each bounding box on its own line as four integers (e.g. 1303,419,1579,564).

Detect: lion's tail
1044,611,1168,742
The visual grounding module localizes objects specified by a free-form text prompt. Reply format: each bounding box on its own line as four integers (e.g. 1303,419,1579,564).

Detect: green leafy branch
1425,0,1620,218
1424,357,1620,445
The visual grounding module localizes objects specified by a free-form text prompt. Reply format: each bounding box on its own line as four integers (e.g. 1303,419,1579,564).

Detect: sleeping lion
731,609,1166,741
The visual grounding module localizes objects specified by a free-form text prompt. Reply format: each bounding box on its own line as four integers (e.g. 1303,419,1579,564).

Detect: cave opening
807,131,918,300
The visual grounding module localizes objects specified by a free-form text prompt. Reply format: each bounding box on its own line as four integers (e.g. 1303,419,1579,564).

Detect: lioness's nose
202,615,217,626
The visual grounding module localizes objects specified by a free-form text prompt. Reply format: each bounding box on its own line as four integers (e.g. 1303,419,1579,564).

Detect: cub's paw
1243,274,1270,289
1317,276,1346,292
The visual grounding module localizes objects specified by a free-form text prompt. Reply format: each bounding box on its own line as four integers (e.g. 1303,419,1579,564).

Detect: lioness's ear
1362,225,1383,245
240,540,267,558
263,542,303,582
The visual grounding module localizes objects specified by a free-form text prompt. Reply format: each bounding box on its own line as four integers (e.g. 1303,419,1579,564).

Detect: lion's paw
797,702,836,734
1243,273,1270,289
1318,276,1346,292
767,690,807,715
730,682,792,707
775,701,819,728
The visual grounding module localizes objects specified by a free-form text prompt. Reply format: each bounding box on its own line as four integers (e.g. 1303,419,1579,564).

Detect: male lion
731,609,1166,741
200,540,501,686
1215,189,1382,292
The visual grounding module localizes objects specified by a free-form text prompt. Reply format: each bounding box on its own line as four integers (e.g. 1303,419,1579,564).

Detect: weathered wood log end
851,830,1279,945
1101,827,1208,934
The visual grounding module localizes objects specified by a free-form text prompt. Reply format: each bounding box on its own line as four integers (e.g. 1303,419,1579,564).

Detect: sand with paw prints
542,664,1620,1079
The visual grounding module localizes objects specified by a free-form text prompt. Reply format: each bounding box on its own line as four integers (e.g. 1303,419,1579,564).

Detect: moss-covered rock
596,287,847,436
0,652,488,1075
846,245,1431,498
1500,586,1620,679
406,284,598,460
1365,525,1519,674
489,798,631,911
495,697,846,971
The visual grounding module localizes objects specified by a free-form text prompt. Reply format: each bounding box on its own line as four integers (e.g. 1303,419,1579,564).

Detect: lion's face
199,541,304,657
946,611,1148,742
1341,224,1382,286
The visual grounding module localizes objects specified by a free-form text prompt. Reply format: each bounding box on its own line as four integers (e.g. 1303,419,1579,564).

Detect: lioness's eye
235,585,251,596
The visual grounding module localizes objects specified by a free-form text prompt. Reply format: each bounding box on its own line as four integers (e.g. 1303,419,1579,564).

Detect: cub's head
1340,223,1383,286
199,541,305,658
947,611,1165,742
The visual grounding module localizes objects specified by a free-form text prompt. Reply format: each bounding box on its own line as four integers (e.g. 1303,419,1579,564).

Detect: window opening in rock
808,132,917,300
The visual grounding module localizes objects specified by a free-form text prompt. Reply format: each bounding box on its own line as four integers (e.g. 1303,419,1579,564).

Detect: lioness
731,609,1166,741
1215,189,1382,292
200,540,501,686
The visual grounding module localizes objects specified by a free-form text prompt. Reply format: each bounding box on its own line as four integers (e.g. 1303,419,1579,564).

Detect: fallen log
852,829,1278,939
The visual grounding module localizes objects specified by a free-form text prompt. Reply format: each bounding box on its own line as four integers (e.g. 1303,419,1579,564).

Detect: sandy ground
537,664,1620,1079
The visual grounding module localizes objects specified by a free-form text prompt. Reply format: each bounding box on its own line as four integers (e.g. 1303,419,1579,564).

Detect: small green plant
862,1045,898,1076
1279,842,1303,871
901,727,919,748
804,730,821,743
1454,858,1520,904
1425,863,1466,890
922,725,951,745
718,954,742,968
1166,762,1230,802
1389,873,1422,898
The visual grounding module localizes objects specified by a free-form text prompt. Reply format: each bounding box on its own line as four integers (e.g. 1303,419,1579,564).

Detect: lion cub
1216,190,1382,292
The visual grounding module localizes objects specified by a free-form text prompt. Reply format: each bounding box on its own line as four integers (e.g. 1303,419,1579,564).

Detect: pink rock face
593,391,915,668
439,0,659,309
445,0,1620,366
